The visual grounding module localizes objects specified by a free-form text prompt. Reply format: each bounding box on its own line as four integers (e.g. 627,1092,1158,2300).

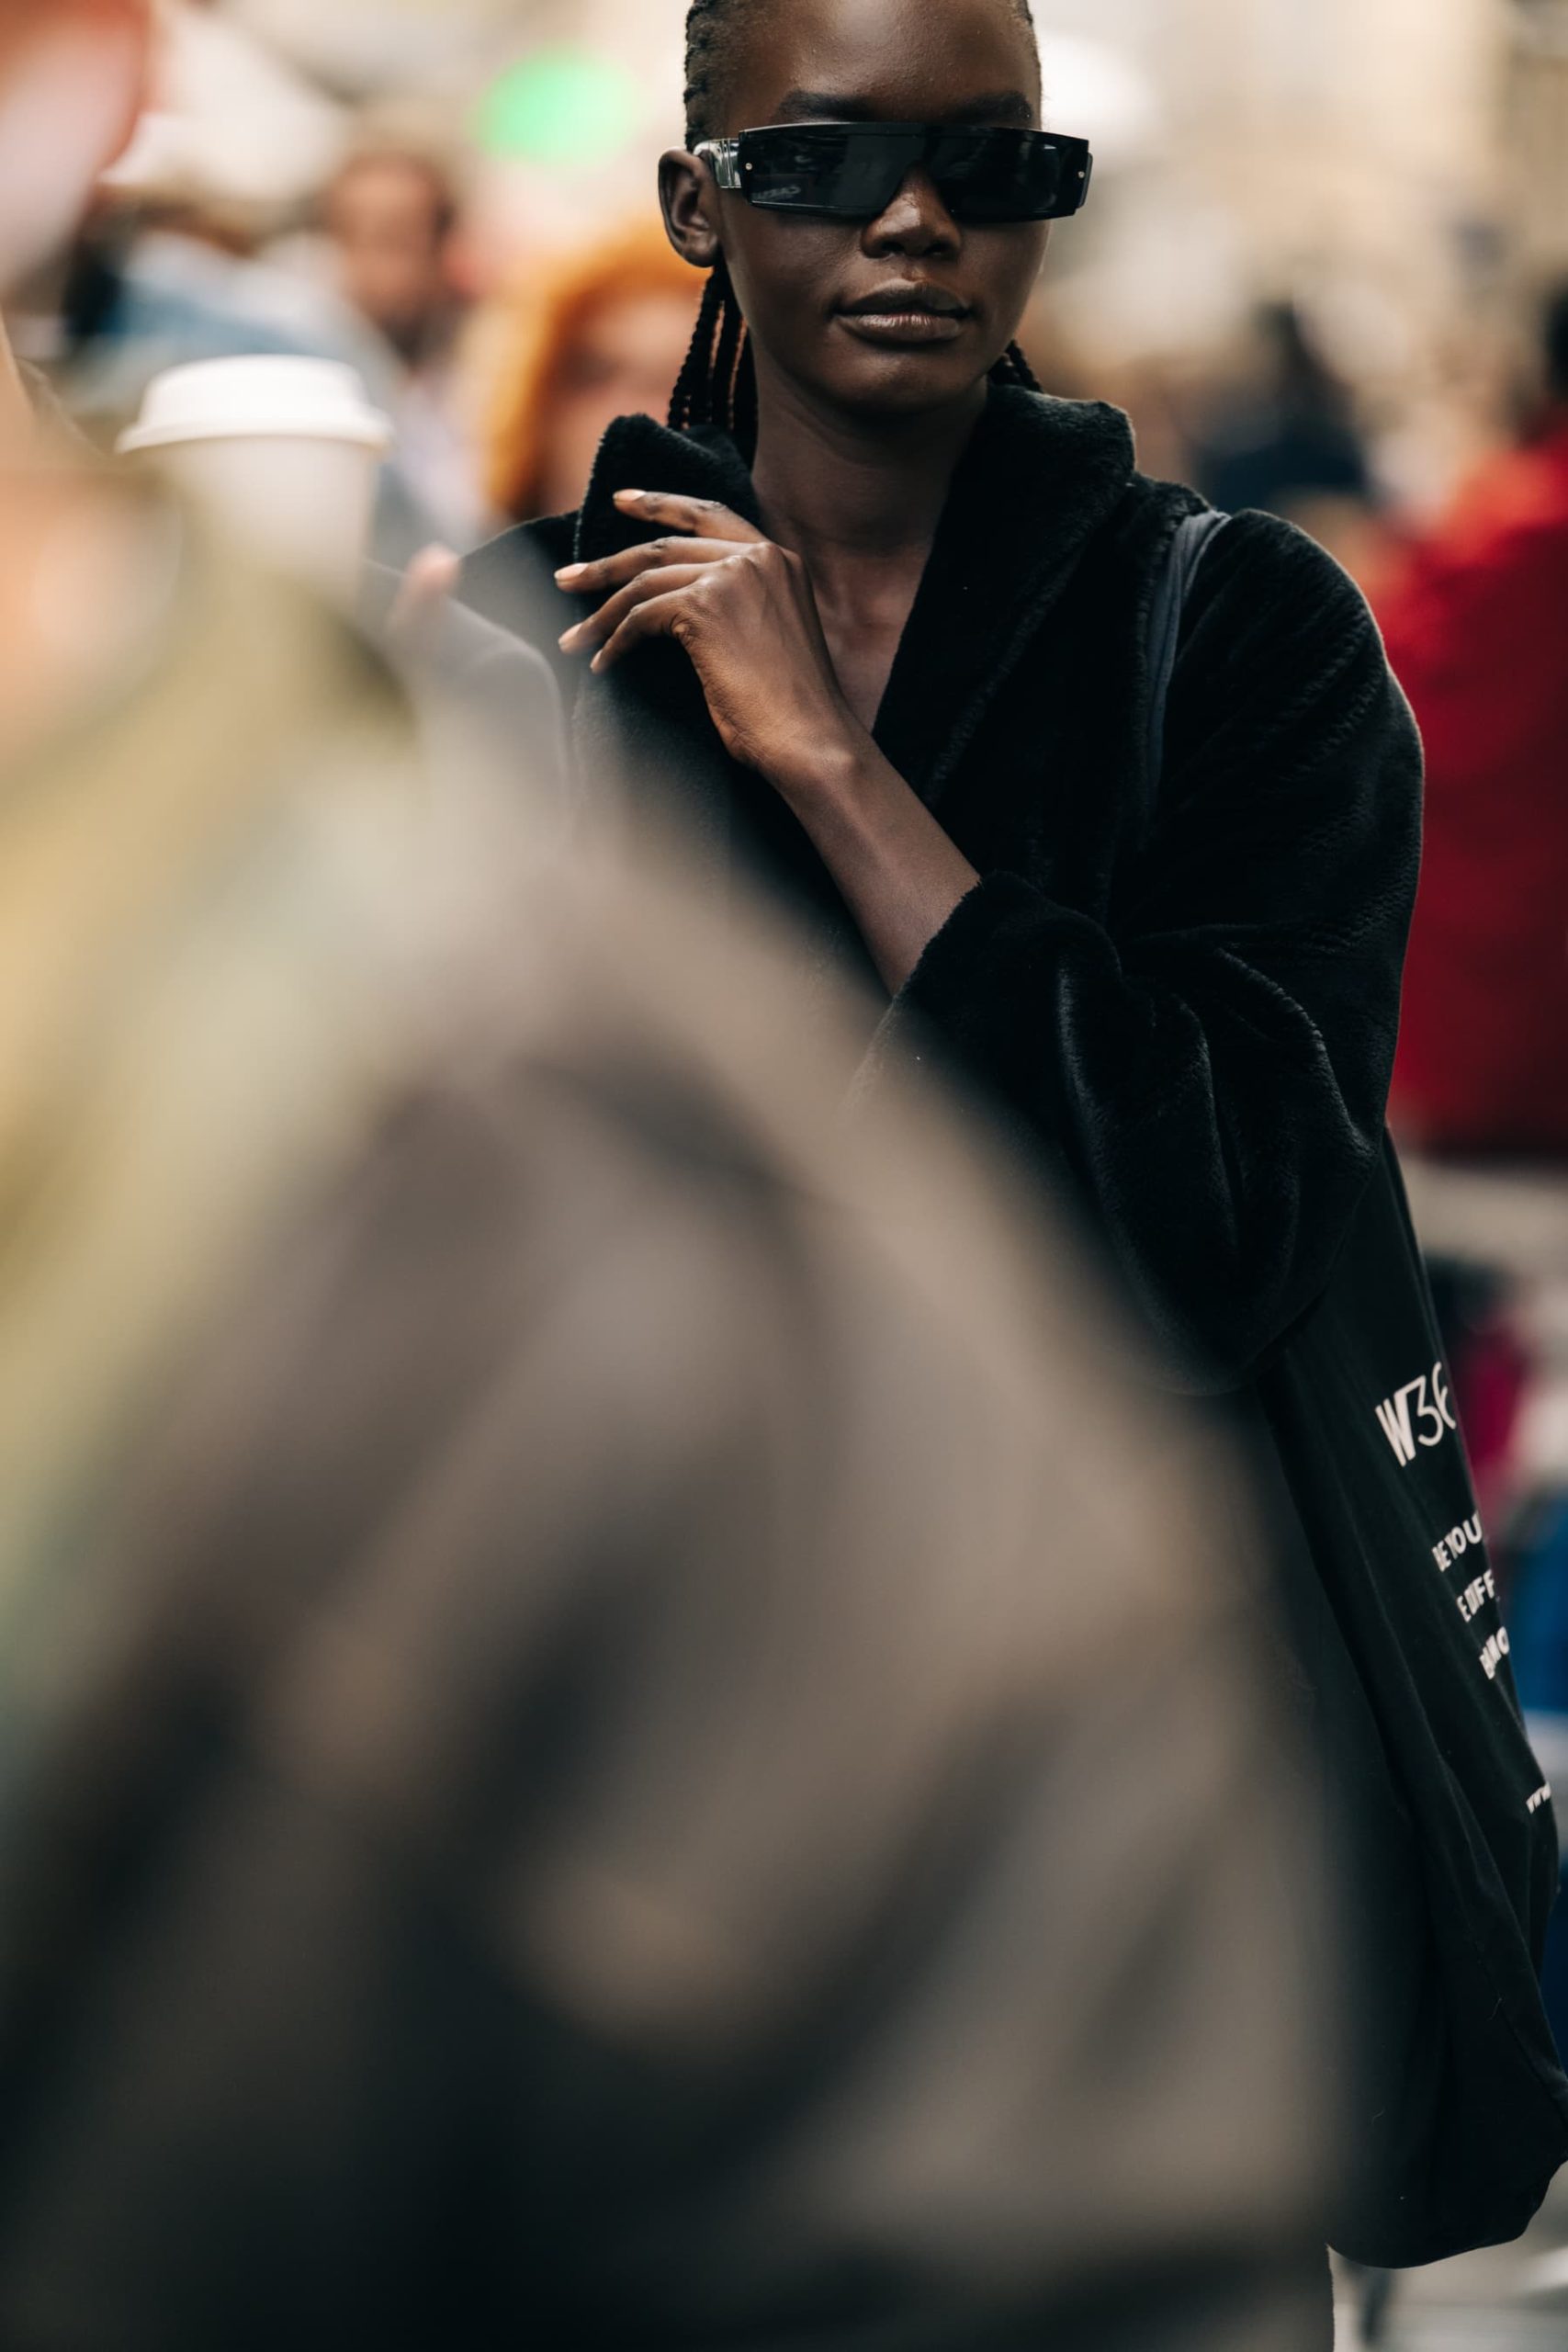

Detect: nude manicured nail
614,488,646,503
555,562,585,581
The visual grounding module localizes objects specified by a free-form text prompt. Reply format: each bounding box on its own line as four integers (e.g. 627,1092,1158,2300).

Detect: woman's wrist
764,715,883,814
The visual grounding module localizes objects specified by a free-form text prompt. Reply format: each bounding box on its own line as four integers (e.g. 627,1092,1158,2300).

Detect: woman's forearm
772,738,979,994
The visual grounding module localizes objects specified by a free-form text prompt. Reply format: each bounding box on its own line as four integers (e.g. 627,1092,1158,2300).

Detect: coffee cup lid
118,356,394,457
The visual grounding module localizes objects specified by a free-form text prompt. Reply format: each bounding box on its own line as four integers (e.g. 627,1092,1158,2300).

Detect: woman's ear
659,150,721,271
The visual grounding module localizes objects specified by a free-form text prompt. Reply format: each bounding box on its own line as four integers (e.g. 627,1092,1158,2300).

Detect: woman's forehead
724,0,1041,133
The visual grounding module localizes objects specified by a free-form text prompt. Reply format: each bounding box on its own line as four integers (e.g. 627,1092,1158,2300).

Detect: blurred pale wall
1505,0,1568,273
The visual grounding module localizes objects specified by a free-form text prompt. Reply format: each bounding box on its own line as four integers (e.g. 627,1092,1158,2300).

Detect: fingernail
591,651,606,673
613,488,646,503
558,625,580,650
555,562,585,581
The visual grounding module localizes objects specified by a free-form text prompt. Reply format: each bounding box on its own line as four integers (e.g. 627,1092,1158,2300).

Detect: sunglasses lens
931,130,1069,222
740,127,912,216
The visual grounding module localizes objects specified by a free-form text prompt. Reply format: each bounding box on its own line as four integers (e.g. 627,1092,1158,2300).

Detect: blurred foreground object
0,0,149,300
482,222,700,525
0,822,1337,2347
1378,285,1568,1161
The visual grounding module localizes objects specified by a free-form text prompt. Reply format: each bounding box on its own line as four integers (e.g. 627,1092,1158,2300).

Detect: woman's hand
555,489,865,801
556,487,978,994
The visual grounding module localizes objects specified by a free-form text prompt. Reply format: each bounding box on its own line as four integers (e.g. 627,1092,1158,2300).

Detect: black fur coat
462,387,1423,1390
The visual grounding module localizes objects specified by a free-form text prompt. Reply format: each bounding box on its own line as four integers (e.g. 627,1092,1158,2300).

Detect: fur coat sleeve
874,514,1424,1389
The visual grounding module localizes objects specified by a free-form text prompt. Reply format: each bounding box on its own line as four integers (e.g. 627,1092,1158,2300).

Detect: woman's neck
748,368,988,733
750,369,987,577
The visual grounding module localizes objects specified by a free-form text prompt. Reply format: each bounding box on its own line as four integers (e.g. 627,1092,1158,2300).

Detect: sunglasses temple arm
694,139,744,193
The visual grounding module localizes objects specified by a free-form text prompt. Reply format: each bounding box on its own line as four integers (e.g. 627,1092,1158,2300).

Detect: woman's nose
862,170,961,258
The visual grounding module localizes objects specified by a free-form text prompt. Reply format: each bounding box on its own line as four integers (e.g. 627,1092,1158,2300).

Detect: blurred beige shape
118,356,394,604
106,0,348,211
0,798,1338,2347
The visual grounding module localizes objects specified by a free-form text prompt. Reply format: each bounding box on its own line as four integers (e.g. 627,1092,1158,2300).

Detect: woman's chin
820,345,994,420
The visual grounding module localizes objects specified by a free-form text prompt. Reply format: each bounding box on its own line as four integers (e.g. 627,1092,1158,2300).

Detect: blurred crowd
2,0,1568,2344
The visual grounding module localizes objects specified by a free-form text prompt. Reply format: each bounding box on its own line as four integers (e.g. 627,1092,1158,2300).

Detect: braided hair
670,0,1043,446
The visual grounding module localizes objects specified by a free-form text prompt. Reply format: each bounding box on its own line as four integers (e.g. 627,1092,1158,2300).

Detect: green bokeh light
474,48,642,164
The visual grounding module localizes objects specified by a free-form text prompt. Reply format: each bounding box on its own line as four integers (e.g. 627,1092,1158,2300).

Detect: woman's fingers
555,536,732,598
560,566,706,658
590,584,705,674
612,488,766,542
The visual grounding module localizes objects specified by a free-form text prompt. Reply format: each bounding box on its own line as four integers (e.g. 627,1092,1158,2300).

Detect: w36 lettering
1375,1363,1458,1467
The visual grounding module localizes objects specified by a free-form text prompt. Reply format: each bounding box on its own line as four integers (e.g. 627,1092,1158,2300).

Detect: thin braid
992,341,1043,392
668,266,727,433
711,261,745,422
667,256,758,447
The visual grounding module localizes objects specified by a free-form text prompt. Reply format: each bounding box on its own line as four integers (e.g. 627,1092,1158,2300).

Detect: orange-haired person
485,225,700,525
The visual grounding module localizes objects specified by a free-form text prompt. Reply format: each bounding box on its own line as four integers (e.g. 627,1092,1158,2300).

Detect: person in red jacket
1376,288,1568,1159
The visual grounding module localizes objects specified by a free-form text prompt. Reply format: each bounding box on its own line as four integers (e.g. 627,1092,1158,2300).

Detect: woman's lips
836,307,971,345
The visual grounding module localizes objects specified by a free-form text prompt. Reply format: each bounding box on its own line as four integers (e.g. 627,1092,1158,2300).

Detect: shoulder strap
1145,509,1230,800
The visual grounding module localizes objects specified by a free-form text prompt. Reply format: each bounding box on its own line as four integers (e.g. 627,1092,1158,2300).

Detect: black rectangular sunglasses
695,122,1093,225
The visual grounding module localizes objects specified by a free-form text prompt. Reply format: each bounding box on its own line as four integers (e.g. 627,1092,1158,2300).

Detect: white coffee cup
118,356,394,604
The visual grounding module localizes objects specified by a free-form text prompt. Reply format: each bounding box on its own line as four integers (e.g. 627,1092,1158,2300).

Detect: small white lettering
1377,1384,1418,1466
1528,1784,1553,1816
1480,1627,1512,1682
1435,1365,1459,1435
1456,1569,1497,1625
1377,1364,1457,1467
1432,1515,1483,1576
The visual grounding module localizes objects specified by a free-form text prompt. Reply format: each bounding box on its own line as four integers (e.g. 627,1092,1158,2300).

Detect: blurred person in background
321,142,489,548
483,223,702,526
1376,281,1568,1162
323,149,461,378
1187,300,1380,570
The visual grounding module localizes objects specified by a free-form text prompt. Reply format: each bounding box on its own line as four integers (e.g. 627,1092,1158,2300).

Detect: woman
481,222,703,523
465,0,1419,1395
458,0,1568,2316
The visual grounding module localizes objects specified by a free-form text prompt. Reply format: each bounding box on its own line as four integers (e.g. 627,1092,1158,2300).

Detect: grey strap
1145,509,1230,801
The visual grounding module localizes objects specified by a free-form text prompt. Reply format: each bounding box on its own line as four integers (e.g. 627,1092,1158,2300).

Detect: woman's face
676,0,1047,424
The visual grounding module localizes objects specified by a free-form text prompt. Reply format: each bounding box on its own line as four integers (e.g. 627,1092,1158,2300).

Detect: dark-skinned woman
465,0,1418,1397
459,4,1422,2340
